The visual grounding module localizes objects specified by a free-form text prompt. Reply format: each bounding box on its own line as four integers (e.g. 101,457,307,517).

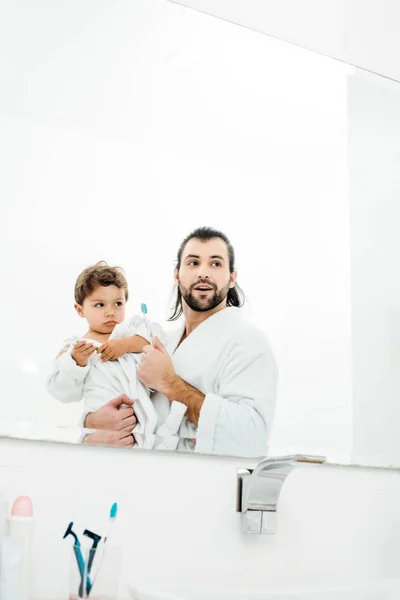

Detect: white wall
1,437,400,599
348,72,400,467
168,0,400,82
0,0,354,461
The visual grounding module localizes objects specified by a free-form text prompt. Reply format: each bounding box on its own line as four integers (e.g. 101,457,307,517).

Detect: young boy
46,262,166,445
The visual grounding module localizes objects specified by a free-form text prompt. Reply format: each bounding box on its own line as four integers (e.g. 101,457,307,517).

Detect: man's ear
74,303,85,318
229,270,238,288
173,267,179,286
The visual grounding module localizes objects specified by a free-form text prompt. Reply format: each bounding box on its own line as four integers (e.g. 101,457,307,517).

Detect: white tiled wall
1,437,400,599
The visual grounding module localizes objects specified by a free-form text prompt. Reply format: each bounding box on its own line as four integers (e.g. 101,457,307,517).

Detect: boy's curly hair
74,261,128,305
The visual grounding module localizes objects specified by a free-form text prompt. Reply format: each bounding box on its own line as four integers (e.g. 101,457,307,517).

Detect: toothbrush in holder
140,303,154,345
104,502,118,544
89,503,118,594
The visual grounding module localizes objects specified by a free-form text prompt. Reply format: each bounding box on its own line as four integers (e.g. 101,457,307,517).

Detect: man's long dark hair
168,226,245,321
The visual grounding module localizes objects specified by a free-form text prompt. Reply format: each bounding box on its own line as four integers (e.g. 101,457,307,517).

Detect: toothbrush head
140,303,147,314
110,502,118,520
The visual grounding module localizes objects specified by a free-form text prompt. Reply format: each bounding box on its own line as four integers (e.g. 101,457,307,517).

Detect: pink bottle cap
11,496,34,517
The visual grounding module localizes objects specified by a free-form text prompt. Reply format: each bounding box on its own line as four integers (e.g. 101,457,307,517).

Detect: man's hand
72,341,96,367
83,428,135,448
98,339,129,362
84,394,137,432
138,336,177,394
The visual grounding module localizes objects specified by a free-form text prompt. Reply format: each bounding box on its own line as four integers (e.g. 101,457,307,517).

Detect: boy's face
74,285,127,334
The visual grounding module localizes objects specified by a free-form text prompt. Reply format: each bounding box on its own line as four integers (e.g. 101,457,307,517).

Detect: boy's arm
98,315,164,361
98,335,149,362
46,343,88,403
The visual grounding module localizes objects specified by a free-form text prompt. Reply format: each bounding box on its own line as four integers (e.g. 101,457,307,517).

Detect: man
84,227,278,456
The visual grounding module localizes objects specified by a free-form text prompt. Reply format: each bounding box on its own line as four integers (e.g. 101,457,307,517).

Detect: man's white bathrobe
46,316,165,445
154,307,278,457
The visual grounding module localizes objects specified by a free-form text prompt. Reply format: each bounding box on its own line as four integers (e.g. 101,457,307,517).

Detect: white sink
127,579,400,600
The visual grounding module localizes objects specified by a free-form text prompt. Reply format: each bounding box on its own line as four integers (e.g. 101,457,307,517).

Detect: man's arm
82,394,145,448
193,337,278,456
84,395,137,433
82,427,135,447
138,334,278,456
163,376,205,426
137,337,205,425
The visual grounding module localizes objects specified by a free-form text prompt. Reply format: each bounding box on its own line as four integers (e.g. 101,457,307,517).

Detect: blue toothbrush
89,503,118,594
104,502,118,543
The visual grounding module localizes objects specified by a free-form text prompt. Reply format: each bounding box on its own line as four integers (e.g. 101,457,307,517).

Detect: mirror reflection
1,0,399,464
46,232,278,457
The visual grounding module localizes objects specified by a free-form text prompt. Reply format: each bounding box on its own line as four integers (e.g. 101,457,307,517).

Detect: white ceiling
167,0,400,83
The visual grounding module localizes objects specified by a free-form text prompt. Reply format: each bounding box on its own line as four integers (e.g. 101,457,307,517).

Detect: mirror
1,0,399,465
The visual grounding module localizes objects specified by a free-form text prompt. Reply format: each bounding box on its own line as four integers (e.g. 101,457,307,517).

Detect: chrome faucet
237,454,326,534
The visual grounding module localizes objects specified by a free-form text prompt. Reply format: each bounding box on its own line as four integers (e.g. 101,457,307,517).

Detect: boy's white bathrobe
46,316,168,447
153,307,278,457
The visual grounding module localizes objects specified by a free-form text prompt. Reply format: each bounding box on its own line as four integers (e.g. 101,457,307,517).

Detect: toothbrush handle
141,315,155,391
142,315,154,345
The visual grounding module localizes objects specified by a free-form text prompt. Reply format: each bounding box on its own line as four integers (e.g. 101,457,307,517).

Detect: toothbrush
141,303,154,345
104,502,118,544
89,503,118,595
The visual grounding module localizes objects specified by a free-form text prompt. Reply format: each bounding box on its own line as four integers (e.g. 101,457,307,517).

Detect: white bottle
7,496,35,600
0,536,23,600
0,488,8,544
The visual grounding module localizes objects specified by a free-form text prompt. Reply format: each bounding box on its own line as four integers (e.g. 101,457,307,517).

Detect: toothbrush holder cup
68,544,122,600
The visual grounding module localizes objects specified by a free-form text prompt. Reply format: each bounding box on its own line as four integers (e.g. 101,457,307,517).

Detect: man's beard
179,279,231,312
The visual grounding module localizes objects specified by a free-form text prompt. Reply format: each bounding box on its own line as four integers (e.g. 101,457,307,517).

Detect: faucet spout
237,454,326,534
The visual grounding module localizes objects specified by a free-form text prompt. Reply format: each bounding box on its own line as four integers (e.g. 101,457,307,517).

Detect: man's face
175,237,237,313
74,285,127,333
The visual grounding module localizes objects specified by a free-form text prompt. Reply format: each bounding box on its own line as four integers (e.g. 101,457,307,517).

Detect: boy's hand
98,338,129,362
71,341,96,367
